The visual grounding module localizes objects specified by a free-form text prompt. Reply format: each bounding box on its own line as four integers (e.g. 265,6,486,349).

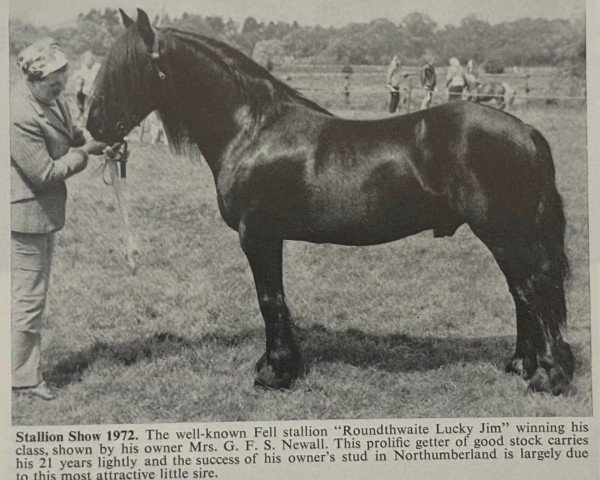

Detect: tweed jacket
11,80,87,233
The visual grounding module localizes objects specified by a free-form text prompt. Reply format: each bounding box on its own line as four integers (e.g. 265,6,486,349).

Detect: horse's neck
164,46,268,175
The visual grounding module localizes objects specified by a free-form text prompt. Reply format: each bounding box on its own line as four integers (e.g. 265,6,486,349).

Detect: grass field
11,68,591,425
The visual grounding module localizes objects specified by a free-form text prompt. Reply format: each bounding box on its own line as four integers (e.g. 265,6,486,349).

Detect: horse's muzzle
86,109,103,140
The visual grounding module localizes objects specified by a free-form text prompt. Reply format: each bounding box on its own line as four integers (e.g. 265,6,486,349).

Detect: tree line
9,8,585,69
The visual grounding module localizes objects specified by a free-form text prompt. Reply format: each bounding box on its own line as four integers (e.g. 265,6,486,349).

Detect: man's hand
82,138,109,156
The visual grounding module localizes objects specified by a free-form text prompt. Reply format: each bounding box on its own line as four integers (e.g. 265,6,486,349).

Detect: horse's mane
165,28,331,114
152,28,332,151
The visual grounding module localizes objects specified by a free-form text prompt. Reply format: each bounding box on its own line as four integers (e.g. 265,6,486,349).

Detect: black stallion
87,9,573,395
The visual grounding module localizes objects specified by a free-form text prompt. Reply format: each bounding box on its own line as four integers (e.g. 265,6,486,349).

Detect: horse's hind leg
472,229,574,395
239,228,301,389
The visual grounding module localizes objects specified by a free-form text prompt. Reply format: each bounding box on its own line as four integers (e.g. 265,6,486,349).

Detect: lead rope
100,141,140,274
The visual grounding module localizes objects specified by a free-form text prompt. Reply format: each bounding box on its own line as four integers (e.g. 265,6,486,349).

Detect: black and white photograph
6,0,593,430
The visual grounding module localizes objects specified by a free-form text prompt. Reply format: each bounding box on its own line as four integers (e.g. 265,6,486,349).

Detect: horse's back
220,101,553,244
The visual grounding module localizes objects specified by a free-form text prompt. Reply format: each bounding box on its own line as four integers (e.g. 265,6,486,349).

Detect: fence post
524,74,530,107
407,77,412,113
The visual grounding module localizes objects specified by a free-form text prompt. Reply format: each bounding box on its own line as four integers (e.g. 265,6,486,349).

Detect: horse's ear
136,8,155,51
119,8,135,29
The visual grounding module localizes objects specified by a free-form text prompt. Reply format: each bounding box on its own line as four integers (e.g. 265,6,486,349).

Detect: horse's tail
530,128,569,320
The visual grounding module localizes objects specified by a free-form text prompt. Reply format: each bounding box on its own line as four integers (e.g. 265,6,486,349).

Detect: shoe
13,381,56,401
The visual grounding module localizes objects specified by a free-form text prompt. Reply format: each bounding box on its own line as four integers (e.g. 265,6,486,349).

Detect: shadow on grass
296,324,514,373
46,324,587,388
45,331,255,387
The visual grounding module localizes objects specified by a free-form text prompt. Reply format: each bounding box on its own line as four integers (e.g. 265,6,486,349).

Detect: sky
10,0,585,29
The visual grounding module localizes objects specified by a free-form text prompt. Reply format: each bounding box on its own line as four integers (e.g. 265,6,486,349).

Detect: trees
323,19,406,64
55,9,119,56
169,13,214,37
436,16,492,64
205,16,225,35
253,39,285,68
283,25,335,59
400,12,437,59
488,18,580,66
8,8,585,68
9,20,49,56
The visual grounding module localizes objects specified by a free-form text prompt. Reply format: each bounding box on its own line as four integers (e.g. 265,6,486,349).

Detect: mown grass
11,70,591,424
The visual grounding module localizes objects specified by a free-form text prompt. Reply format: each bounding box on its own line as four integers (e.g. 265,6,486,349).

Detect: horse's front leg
239,229,301,389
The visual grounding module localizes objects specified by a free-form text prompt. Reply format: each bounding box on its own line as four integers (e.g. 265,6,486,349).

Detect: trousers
421,89,434,109
11,231,54,388
389,88,400,113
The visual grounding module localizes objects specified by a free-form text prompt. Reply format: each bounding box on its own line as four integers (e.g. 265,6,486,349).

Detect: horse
87,9,574,395
464,78,516,110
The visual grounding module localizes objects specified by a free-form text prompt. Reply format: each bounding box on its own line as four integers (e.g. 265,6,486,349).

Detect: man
464,58,481,96
386,54,403,113
11,39,107,400
420,56,436,109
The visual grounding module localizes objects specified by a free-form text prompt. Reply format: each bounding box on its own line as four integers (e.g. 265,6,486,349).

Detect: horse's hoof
505,356,524,376
254,351,302,390
254,364,297,390
525,340,575,395
527,365,573,396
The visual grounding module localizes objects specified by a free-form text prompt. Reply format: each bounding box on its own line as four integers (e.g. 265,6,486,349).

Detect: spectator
386,54,403,113
446,57,466,101
420,55,436,109
464,58,481,95
342,62,353,106
466,59,477,76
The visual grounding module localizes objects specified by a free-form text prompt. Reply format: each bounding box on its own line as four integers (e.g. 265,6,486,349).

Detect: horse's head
87,8,165,144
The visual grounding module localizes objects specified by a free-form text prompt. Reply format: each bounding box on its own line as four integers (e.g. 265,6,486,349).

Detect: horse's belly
288,222,433,246
284,193,437,245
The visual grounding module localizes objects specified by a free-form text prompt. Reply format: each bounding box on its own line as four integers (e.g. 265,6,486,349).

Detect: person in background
420,55,436,109
73,50,100,124
446,57,466,101
343,74,351,105
11,39,108,400
466,59,477,77
464,58,481,97
341,62,353,106
386,54,403,113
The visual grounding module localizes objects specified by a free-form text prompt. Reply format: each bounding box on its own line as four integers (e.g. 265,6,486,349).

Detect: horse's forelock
92,29,151,103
